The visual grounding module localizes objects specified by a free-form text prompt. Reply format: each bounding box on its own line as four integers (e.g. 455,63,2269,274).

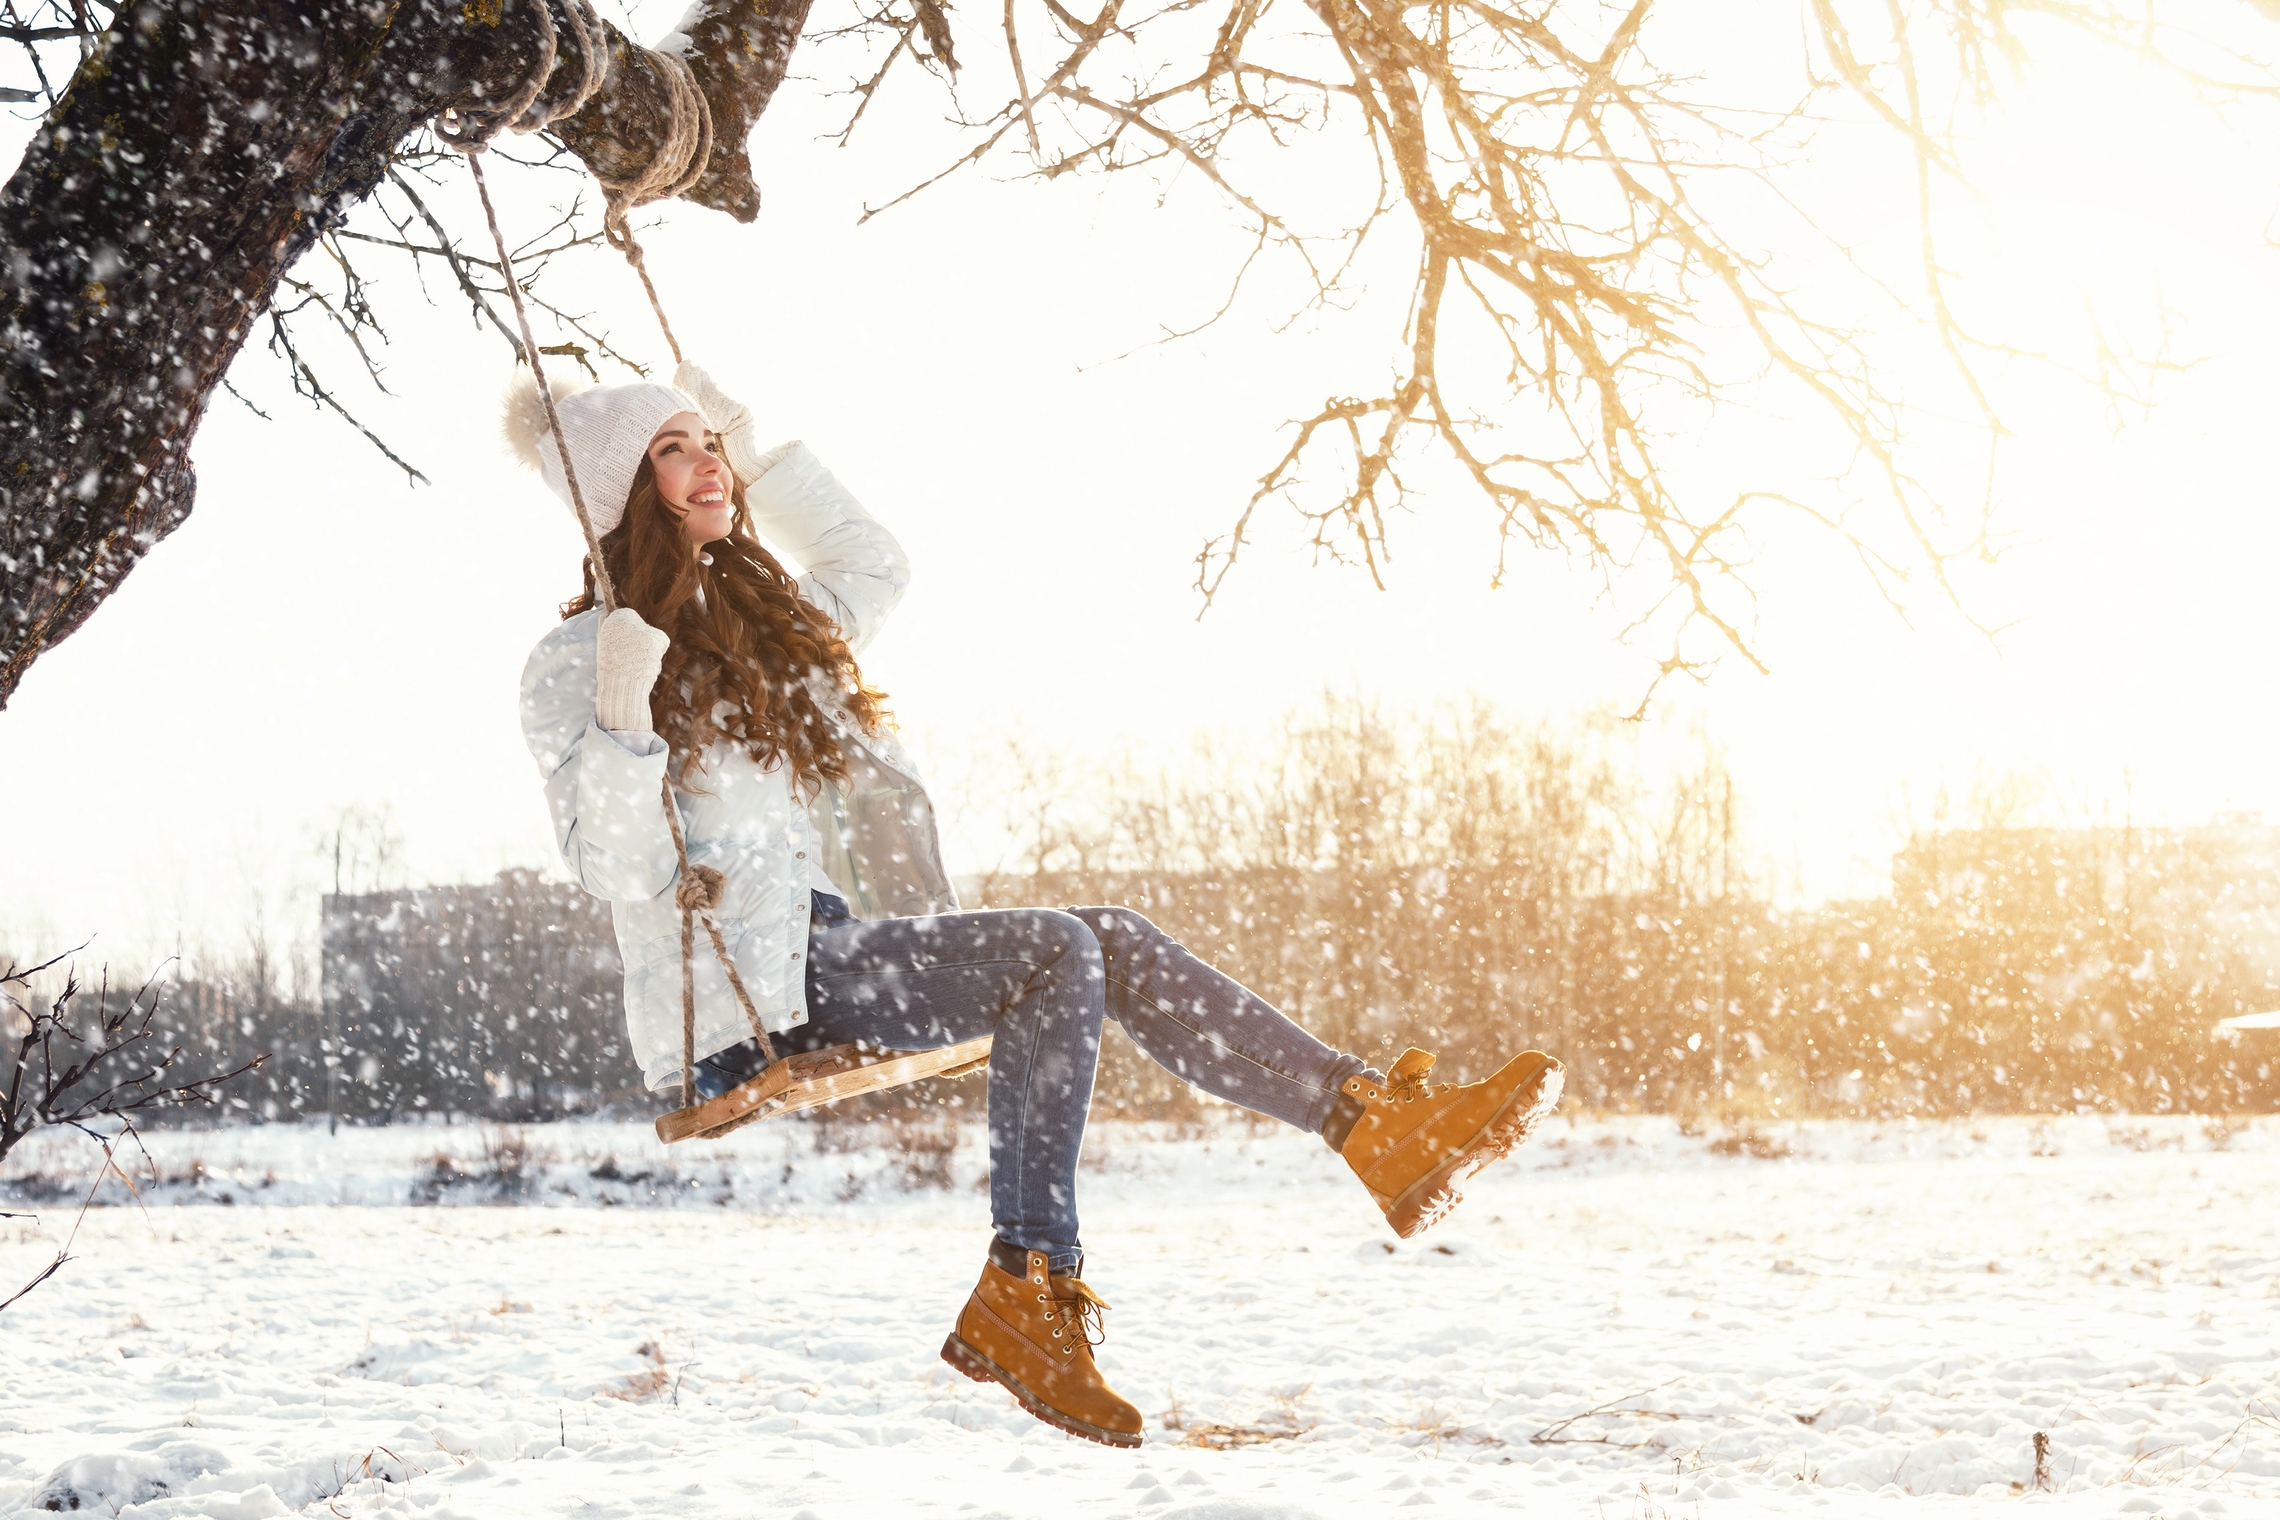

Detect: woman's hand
673,361,771,485
594,607,671,732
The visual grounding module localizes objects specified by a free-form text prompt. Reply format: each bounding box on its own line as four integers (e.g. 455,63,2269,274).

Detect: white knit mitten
594,607,671,732
672,360,771,485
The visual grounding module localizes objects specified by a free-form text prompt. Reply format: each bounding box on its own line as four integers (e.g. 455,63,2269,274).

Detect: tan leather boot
940,1250,1143,1449
1339,1047,1564,1238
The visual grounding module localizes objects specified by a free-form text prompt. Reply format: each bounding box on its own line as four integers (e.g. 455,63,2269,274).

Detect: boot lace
1385,1047,1438,1102
1047,1277,1111,1352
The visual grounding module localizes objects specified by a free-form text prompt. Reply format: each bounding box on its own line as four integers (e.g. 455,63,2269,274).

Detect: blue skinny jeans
697,892,1366,1274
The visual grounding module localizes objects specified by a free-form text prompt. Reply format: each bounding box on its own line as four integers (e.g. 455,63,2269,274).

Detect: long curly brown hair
562,455,889,792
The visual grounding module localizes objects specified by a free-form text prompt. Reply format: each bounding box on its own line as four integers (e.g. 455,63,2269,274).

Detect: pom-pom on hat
502,368,707,537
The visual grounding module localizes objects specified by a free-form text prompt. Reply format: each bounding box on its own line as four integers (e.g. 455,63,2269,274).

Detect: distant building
320,869,644,1121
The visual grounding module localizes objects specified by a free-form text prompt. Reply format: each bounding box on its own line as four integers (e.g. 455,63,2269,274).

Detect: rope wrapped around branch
597,50,712,364
437,0,714,361
433,0,609,154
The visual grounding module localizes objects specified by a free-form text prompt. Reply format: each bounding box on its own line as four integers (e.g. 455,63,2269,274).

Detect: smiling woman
501,365,893,794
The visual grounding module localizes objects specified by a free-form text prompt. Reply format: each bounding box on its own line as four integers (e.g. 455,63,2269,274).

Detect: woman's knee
1007,908,1100,970
1069,905,1160,956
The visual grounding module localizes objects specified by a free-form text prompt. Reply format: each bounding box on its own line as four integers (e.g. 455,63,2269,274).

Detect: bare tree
0,0,2270,711
0,948,263,1310
836,0,2268,687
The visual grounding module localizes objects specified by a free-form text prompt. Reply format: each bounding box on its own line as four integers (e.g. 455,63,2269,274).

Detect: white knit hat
502,369,709,536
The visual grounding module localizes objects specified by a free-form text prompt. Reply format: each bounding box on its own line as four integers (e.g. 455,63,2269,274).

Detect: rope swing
437,7,988,1141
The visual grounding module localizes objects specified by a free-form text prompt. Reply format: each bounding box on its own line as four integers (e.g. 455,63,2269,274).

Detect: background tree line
8,699,2275,1127
971,701,2280,1120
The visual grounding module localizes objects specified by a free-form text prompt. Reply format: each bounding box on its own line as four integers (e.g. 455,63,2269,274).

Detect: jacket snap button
795,850,806,859
790,951,801,960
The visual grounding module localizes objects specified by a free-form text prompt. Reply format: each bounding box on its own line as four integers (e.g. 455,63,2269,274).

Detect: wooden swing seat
655,1036,993,1143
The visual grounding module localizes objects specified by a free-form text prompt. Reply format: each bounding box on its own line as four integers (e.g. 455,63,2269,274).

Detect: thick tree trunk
0,0,808,709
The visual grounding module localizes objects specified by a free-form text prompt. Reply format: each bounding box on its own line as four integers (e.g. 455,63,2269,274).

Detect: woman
513,364,1564,1450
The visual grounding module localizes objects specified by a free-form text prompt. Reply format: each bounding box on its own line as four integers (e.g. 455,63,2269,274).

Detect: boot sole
940,1333,1144,1450
1382,1053,1565,1239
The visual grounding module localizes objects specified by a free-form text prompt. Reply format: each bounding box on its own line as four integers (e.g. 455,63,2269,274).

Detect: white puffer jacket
519,441,959,1091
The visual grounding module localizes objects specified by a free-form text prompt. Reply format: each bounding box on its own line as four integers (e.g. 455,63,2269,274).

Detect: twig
267,313,429,485
385,168,527,357
220,376,273,421
0,948,264,1311
1532,1379,1690,1445
0,1131,107,1312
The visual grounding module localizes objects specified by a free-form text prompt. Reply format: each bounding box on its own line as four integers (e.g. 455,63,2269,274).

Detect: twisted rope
663,779,778,1098
439,0,711,364
432,0,608,151
463,152,620,618
598,54,710,365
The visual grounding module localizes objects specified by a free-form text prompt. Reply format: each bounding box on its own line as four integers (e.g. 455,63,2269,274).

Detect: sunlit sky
2,4,2277,972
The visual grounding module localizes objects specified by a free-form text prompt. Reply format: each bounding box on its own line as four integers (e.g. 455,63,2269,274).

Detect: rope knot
676,863,726,916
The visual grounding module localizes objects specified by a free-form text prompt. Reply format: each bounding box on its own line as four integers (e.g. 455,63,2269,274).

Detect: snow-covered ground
2,1114,2276,1520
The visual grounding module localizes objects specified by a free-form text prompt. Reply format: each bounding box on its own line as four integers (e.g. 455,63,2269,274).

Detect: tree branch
553,0,820,224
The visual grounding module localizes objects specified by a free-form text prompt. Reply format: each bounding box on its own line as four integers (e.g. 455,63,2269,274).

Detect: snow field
1,1115,2276,1520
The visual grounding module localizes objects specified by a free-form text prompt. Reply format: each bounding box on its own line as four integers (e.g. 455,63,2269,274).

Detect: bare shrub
2,952,263,1170
598,1341,670,1403
407,1128,557,1204
582,1153,680,1203
408,1150,468,1206
1176,1384,1318,1449
159,1155,211,1190
2105,1125,2181,1154
0,1169,74,1205
885,1116,958,1192
480,1126,554,1193
805,1114,961,1191
1706,1127,1792,1161
0,949,261,1309
811,1118,881,1156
